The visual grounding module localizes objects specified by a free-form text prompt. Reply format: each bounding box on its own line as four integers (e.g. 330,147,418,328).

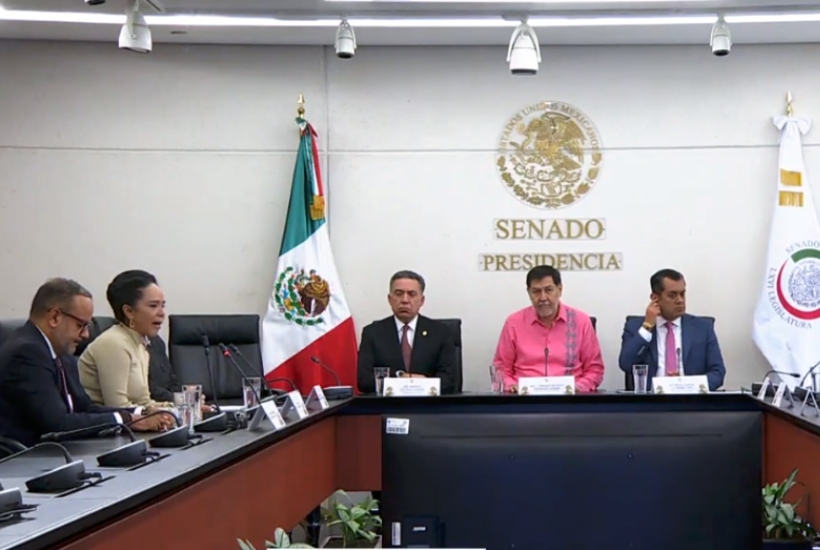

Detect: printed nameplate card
756,376,772,400
653,375,710,395
383,377,441,397
772,382,795,409
260,399,287,430
518,376,575,395
280,390,310,419
305,385,330,411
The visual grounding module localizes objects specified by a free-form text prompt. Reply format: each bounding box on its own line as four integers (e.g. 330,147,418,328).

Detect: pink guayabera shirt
493,303,605,393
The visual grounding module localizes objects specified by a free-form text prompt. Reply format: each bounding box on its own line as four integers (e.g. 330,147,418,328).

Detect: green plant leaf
273,528,289,548
239,539,257,550
764,495,775,505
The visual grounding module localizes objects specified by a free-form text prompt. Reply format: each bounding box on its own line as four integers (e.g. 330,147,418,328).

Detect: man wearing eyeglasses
0,278,165,446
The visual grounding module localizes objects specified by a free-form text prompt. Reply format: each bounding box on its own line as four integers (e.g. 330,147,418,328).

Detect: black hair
526,265,562,288
650,269,684,294
106,270,159,324
29,278,92,318
389,270,426,293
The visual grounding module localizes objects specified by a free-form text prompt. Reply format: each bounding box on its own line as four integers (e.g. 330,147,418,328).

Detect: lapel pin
423,330,427,336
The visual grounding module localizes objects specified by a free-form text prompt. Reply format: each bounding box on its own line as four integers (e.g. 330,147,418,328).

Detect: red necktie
665,322,678,376
54,357,74,413
401,325,412,372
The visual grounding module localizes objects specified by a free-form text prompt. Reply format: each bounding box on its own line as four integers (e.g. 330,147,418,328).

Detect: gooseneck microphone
798,359,820,389
752,369,801,398
41,423,119,443
202,335,220,411
676,347,682,375
543,348,549,374
102,410,195,449
310,356,353,400
0,442,98,494
227,344,297,393
219,343,264,406
43,422,157,468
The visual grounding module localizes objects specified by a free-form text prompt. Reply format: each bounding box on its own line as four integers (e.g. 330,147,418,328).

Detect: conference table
0,390,815,550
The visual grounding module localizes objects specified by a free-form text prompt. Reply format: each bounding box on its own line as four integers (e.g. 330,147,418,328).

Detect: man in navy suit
618,269,726,391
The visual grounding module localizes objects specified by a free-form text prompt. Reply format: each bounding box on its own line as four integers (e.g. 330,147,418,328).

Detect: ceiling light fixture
3,8,820,28
710,15,731,56
118,0,151,53
335,19,357,58
507,21,540,76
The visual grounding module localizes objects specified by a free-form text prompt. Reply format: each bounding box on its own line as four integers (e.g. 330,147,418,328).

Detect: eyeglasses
56,309,91,332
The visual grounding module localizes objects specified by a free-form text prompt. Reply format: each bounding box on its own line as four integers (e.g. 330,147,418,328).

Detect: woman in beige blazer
79,270,175,424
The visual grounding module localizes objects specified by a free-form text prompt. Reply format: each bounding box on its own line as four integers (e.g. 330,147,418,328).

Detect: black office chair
622,315,716,390
590,316,597,332
433,318,462,394
0,319,26,349
168,314,265,406
0,437,26,459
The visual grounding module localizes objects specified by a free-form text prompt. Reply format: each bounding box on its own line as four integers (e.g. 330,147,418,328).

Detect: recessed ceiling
2,0,820,46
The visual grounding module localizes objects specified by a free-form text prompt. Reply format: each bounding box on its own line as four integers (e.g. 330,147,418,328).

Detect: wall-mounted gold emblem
497,101,603,209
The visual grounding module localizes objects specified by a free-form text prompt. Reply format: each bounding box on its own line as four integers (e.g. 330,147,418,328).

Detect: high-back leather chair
433,318,463,394
622,315,715,390
168,314,263,405
74,316,117,357
590,316,597,332
0,319,26,349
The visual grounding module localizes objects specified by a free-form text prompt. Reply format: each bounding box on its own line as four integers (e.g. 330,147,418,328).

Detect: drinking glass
183,384,202,425
374,367,390,396
632,365,649,394
243,377,262,409
489,365,505,394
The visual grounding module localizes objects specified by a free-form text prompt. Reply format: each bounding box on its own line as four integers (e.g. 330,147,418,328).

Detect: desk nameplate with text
260,399,287,430
305,385,330,410
653,375,709,395
281,390,310,419
384,378,441,397
518,376,575,395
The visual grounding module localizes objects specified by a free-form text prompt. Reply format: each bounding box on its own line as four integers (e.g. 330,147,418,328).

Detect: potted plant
321,490,382,548
238,527,315,549
763,468,817,549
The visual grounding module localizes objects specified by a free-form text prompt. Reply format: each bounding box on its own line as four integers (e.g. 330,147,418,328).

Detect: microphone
41,423,118,443
0,442,96,494
228,344,297,393
219,343,264,406
310,356,354,400
798,359,820,389
45,422,155,468
202,335,221,411
101,410,194,449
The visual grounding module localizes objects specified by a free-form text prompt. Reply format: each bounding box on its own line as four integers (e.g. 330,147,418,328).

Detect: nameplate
772,382,795,409
305,385,330,410
383,377,440,397
280,390,310,419
261,399,287,430
757,376,772,400
518,376,575,395
652,375,709,395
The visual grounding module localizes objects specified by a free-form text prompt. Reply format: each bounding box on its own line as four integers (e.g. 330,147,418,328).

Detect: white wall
1,39,819,392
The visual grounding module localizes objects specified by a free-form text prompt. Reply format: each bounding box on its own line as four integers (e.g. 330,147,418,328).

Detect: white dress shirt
638,317,684,377
394,315,418,348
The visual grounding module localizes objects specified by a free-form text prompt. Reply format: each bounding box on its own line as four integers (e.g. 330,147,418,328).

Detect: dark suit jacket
357,315,457,394
147,336,180,403
0,321,130,446
618,314,726,391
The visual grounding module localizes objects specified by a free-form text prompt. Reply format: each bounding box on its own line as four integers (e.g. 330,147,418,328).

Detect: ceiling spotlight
335,19,357,59
710,15,731,56
507,22,540,75
84,0,107,5
119,0,152,53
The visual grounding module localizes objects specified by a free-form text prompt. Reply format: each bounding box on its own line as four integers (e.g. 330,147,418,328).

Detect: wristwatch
641,321,654,331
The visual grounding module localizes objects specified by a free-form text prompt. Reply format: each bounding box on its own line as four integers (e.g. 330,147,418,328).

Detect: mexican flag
261,117,358,394
752,115,820,382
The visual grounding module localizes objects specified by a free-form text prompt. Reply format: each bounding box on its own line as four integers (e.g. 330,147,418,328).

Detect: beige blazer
79,323,172,409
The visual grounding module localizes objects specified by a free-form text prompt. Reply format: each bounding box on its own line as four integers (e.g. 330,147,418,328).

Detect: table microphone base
324,386,353,400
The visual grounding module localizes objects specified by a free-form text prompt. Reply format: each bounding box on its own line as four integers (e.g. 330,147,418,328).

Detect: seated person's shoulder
566,305,594,328
690,314,716,331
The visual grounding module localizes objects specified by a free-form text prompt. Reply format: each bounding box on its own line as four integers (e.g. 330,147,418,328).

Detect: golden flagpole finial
786,91,794,116
297,93,306,119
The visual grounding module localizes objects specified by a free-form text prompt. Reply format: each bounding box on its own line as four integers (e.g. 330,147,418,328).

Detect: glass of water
489,365,505,394
374,367,390,395
632,365,649,394
243,377,262,409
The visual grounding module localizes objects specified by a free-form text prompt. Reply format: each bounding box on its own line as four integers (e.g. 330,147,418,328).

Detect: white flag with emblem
753,114,820,382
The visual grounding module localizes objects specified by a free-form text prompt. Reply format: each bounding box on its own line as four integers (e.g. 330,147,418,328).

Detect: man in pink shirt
493,265,604,393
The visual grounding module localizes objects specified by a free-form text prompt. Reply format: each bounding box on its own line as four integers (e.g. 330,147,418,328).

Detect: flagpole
298,93,306,119
786,91,794,116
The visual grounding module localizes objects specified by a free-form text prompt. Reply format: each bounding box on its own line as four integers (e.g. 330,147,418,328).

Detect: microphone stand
0,443,105,494
228,344,296,395
310,356,354,400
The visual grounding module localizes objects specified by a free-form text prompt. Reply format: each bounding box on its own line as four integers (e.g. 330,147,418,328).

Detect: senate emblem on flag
497,101,603,210
274,266,329,326
774,245,820,323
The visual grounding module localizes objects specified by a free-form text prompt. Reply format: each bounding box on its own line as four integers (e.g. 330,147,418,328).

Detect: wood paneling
336,415,381,491
59,419,337,550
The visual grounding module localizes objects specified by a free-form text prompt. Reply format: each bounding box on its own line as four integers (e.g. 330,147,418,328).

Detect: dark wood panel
336,415,381,491
764,412,820,526
57,419,337,550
